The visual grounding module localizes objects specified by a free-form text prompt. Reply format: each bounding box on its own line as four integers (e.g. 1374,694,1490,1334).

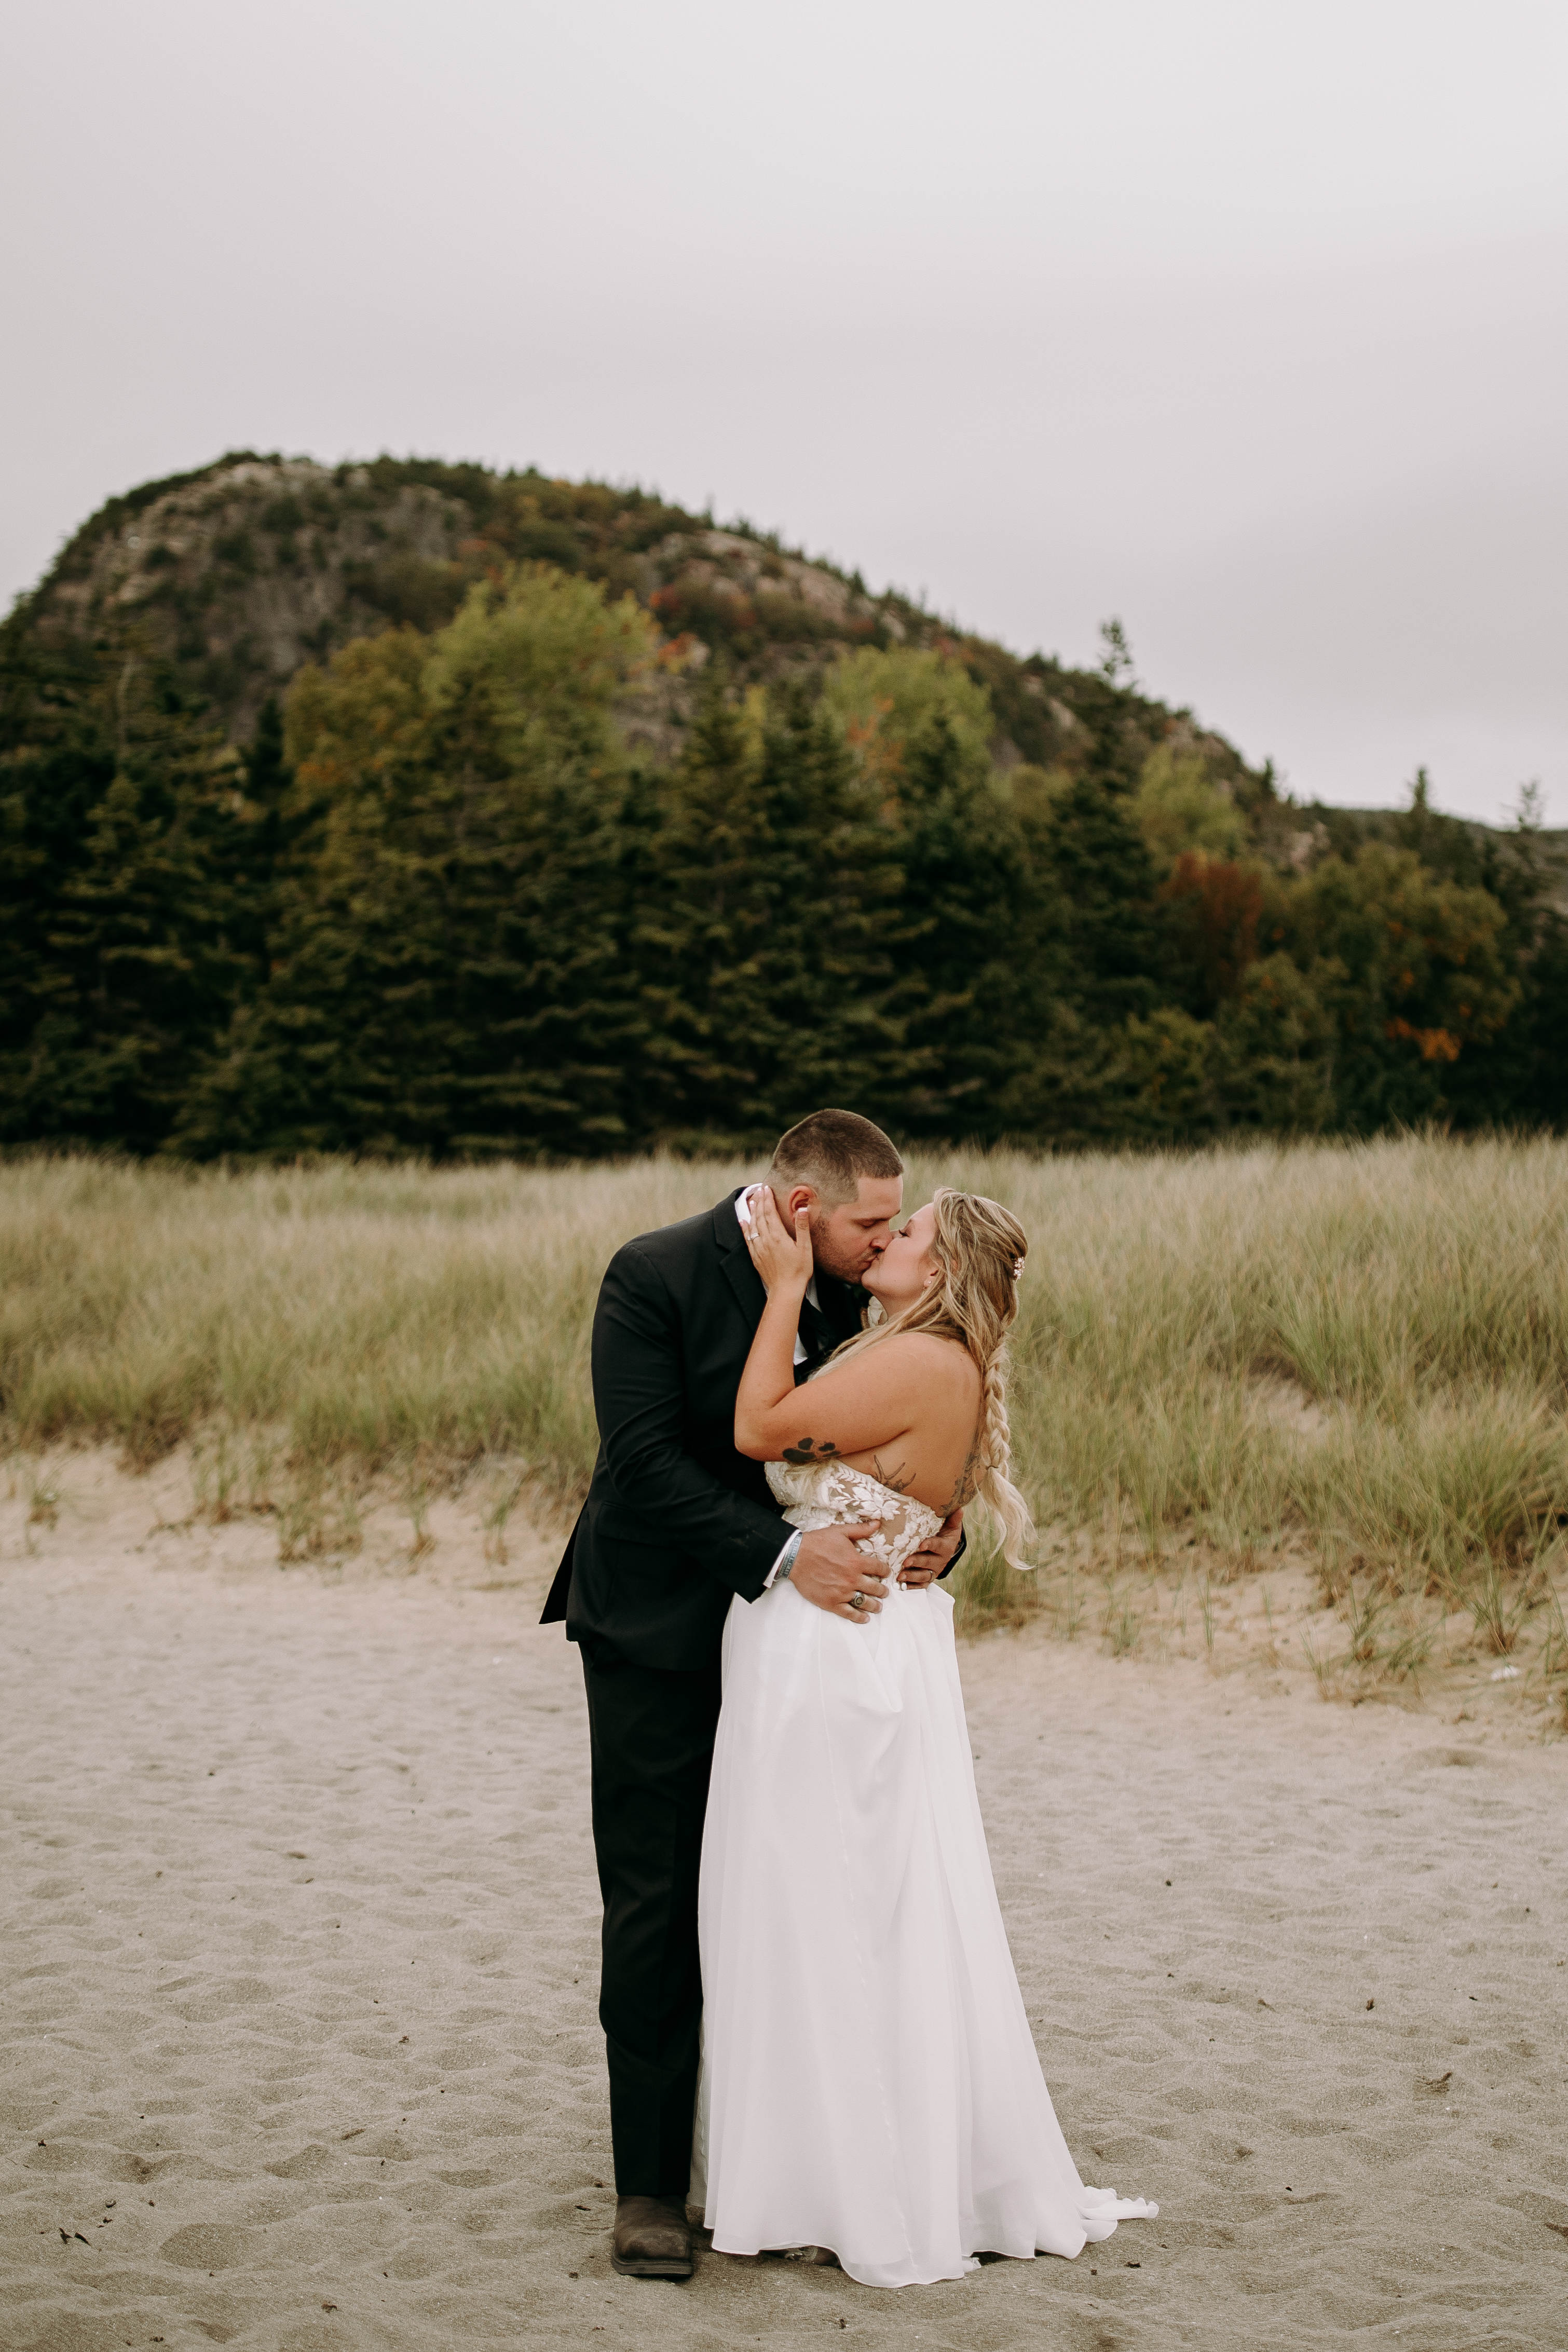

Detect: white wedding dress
691,1458,1156,2289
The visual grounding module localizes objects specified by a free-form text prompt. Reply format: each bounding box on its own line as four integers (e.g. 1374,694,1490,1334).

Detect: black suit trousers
580,1643,722,2198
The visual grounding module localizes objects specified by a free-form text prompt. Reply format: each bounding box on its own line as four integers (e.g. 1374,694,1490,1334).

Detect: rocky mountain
12,450,1264,799
9,453,1567,1161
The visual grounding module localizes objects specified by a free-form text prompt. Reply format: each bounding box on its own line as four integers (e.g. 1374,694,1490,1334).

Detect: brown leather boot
610,2193,693,2278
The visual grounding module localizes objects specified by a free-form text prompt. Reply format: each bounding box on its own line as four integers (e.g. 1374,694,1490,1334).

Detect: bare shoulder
805,1330,975,1408
874,1332,979,1394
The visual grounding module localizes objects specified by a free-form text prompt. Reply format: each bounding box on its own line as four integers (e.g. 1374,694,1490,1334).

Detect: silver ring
848,1591,866,1611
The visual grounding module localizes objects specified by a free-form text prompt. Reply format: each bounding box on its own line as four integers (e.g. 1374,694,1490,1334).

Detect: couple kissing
542,1107,1154,2289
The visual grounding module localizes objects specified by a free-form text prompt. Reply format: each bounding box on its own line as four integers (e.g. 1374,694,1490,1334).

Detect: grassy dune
4,1139,1568,1695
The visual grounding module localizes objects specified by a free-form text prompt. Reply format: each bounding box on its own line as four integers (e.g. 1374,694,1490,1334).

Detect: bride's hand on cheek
740,1185,813,1296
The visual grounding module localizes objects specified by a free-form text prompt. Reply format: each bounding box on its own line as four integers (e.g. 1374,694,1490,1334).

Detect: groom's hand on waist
898,1507,964,1587
790,1522,888,1621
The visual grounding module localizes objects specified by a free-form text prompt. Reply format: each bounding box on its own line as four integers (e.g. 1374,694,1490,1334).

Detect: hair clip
1012,1257,1025,1279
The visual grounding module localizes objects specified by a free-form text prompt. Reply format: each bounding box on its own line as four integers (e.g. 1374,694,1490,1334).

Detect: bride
691,1182,1156,2289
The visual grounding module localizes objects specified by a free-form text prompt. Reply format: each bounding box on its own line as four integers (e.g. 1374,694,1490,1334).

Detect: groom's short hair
768,1110,903,1205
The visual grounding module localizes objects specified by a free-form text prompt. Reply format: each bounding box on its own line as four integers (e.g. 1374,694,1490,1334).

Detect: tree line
4,561,1565,1160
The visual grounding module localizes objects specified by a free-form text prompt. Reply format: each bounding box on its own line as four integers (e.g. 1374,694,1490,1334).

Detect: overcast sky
5,0,1565,821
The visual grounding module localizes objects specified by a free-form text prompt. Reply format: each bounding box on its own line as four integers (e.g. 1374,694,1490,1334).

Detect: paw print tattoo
781,1436,841,1466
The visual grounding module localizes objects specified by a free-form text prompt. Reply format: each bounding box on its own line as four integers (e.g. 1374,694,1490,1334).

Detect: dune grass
4,1137,1568,1688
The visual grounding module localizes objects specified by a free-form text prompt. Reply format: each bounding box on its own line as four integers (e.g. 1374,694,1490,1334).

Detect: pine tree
882,715,1060,1140
424,647,648,1156
1040,727,1168,1030
644,682,906,1148
175,567,656,1158
0,628,251,1149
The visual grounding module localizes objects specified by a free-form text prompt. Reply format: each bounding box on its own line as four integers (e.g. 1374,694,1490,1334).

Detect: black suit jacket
540,1189,867,1671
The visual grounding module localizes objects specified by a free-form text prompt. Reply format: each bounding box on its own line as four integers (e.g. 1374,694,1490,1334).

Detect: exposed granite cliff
15,451,1265,801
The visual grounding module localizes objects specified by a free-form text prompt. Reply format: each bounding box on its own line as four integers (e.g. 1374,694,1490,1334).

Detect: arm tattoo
781,1436,841,1466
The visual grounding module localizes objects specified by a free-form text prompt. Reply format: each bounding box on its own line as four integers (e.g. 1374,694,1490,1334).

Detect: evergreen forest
4,453,1565,1161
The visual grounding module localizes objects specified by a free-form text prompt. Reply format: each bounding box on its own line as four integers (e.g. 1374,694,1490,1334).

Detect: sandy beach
4,1455,1567,2351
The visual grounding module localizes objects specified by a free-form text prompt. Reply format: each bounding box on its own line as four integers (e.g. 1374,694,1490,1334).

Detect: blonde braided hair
830,1186,1034,1570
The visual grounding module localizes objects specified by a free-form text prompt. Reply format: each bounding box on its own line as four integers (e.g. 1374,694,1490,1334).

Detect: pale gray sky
5,0,1565,820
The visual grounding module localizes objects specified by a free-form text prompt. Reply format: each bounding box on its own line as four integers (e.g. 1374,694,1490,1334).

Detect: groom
541,1108,964,2277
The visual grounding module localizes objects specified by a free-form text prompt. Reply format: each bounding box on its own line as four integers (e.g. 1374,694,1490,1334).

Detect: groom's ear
783,1184,817,1226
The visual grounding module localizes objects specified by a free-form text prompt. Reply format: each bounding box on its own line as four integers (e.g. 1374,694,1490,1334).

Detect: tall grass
6,1138,1568,1619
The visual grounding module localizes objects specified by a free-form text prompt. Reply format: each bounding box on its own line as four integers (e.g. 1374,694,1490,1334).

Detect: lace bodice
766,1459,943,1579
